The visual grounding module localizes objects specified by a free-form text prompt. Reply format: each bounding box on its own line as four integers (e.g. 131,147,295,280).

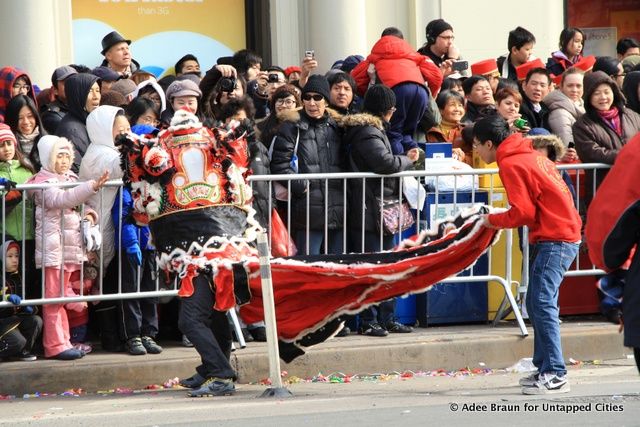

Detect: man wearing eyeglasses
417,19,460,77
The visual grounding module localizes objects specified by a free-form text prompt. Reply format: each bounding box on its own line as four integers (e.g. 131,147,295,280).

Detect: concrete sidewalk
0,318,627,396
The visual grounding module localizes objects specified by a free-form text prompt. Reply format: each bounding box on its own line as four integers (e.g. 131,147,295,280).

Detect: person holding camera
249,66,287,120
417,19,461,78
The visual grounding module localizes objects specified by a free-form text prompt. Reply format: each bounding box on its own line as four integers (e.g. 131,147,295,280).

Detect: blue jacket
111,187,152,252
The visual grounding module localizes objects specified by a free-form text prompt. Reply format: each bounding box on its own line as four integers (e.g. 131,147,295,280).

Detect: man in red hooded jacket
473,115,581,395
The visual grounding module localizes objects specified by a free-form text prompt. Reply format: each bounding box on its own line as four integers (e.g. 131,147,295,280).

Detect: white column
306,0,368,74
270,0,302,69
0,0,74,88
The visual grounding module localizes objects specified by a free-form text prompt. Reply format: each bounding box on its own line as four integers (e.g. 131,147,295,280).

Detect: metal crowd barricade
249,168,528,336
0,167,540,338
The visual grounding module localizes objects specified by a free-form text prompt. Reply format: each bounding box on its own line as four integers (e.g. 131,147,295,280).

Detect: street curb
0,322,625,396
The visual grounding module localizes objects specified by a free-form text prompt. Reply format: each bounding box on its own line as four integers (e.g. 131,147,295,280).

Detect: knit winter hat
0,124,17,145
426,19,453,42
363,84,396,117
302,75,330,102
165,79,202,101
341,55,364,73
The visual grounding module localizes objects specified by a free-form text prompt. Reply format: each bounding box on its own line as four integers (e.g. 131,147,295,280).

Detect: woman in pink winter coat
27,135,109,360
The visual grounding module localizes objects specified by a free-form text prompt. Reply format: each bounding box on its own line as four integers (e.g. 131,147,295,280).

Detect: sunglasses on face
302,93,324,102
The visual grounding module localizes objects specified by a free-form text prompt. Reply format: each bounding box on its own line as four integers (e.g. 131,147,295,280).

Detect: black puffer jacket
342,113,414,232
55,73,100,173
270,109,345,231
248,130,271,229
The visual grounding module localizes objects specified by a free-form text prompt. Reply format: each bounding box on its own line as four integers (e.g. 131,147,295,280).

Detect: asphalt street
1,358,639,427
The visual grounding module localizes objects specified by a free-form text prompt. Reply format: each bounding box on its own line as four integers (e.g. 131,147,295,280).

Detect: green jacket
0,160,34,240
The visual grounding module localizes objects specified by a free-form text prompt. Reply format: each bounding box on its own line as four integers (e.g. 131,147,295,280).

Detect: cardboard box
472,150,503,189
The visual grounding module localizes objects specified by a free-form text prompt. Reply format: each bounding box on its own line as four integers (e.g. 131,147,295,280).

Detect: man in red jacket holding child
473,115,581,395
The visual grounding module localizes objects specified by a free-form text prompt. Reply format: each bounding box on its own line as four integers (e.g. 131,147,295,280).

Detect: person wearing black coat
55,73,101,173
518,68,551,129
270,75,345,255
342,84,419,337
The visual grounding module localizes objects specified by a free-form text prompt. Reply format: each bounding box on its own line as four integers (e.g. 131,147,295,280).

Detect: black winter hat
426,19,453,43
363,84,396,117
302,74,330,102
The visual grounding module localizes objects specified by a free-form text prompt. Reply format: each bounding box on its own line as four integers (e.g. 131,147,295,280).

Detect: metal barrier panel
0,163,610,335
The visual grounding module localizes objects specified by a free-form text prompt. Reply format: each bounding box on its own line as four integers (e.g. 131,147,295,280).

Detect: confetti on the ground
248,367,500,386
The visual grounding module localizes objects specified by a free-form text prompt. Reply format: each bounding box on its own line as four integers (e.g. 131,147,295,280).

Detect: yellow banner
72,0,246,76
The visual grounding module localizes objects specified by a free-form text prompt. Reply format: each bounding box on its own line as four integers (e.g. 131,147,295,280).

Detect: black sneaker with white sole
522,373,570,394
358,323,388,337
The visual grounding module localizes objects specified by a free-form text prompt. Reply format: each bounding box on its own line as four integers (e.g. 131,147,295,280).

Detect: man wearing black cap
91,66,121,92
100,31,140,78
418,19,459,76
40,66,77,134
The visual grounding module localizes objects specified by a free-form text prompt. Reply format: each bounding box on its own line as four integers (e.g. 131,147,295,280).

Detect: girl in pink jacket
27,135,109,360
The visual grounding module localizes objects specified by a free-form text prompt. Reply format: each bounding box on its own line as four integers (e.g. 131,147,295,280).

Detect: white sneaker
522,373,570,395
518,372,539,387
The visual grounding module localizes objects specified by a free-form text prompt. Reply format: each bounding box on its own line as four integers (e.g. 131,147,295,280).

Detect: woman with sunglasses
270,75,345,255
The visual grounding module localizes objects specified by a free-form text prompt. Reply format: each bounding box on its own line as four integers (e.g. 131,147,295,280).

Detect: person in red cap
497,27,537,82
515,58,546,82
471,59,501,94
573,55,596,73
284,66,301,84
519,65,552,129
546,28,585,76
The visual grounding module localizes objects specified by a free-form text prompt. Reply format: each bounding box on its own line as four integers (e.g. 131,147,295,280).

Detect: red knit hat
516,58,546,81
284,66,302,77
0,124,16,145
574,55,596,73
471,59,499,76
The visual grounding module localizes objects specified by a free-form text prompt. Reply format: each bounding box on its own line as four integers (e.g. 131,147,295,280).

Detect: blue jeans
526,241,579,377
295,229,344,255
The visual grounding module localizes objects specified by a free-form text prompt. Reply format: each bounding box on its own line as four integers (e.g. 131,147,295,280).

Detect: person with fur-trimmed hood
341,84,419,337
270,75,346,255
528,130,576,204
